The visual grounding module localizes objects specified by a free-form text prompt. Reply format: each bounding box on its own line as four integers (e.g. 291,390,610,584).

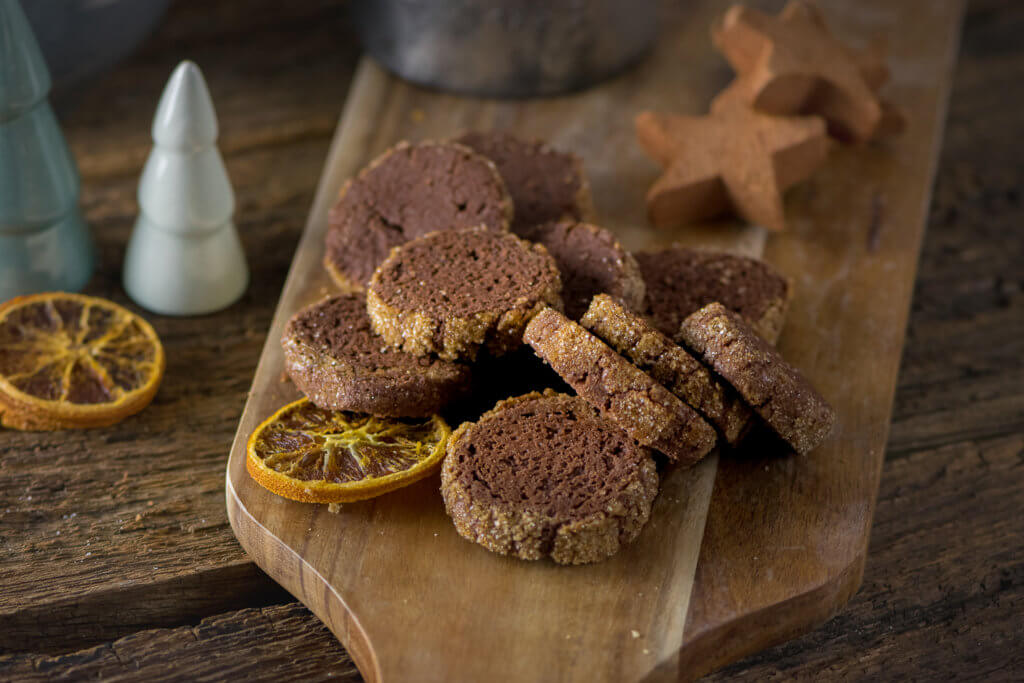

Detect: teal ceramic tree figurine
123,61,248,315
0,0,94,300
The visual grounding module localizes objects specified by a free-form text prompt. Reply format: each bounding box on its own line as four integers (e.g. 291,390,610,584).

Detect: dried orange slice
0,292,165,430
247,398,451,504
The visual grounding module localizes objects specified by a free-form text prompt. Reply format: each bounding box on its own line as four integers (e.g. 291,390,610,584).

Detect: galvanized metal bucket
350,0,659,98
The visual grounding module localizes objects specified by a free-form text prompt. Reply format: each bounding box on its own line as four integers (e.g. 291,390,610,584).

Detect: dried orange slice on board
0,293,165,430
247,398,451,504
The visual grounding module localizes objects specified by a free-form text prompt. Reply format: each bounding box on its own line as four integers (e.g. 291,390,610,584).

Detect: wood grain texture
0,603,358,682
676,1,969,674
224,1,965,681
0,0,356,654
3,1,1022,680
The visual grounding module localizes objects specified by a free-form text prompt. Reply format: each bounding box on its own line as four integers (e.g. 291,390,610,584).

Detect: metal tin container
350,0,658,98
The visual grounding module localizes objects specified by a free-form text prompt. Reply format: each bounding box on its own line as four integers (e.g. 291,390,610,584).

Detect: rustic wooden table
2,0,1021,680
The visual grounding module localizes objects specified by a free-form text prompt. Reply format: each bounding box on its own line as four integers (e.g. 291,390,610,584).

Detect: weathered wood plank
0,0,357,653
0,603,359,681
708,434,1024,680
7,423,1020,680
65,0,356,180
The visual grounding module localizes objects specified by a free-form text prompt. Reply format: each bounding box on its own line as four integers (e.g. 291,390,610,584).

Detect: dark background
1,0,1022,679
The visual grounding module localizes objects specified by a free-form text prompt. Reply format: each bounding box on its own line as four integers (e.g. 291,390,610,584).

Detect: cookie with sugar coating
367,227,562,362
525,307,717,465
324,141,513,291
281,294,471,417
678,302,835,454
441,390,659,565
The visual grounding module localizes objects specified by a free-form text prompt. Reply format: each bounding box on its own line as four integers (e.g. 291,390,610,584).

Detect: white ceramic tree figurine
123,60,248,315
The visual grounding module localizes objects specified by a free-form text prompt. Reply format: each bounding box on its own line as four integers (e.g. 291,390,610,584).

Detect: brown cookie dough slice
678,303,835,455
324,141,513,291
524,307,716,465
441,390,659,565
517,219,645,320
455,131,593,234
282,294,471,417
636,246,791,344
580,294,752,445
367,227,562,362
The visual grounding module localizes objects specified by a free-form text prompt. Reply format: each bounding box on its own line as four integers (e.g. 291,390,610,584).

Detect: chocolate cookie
282,294,471,417
580,294,752,445
518,219,645,320
678,303,835,455
455,131,593,234
324,141,513,291
441,390,659,564
524,307,717,465
367,227,562,361
636,246,791,344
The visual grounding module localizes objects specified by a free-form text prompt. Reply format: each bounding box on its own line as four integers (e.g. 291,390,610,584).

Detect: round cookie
518,219,645,320
580,294,752,445
367,227,562,361
324,141,514,291
524,307,717,465
282,294,471,417
678,303,835,455
455,131,593,234
441,390,659,565
636,246,791,344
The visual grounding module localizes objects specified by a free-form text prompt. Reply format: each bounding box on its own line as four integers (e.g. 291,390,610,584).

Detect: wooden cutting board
225,1,964,680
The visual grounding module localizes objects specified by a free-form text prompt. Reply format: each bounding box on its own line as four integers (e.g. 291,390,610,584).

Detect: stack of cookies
280,131,834,565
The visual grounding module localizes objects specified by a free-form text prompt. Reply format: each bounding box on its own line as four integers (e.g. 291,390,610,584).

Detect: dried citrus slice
0,292,165,430
246,398,451,504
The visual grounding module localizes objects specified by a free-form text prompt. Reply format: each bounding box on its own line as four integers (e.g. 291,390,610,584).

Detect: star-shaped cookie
711,0,889,142
635,98,830,232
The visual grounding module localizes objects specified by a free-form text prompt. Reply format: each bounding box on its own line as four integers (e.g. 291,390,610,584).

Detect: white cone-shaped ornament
123,61,248,315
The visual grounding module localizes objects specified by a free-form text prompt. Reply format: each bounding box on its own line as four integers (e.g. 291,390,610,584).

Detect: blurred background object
0,0,94,298
351,0,659,97
21,0,171,96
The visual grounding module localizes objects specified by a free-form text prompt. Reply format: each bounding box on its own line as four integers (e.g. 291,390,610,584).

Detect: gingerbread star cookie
635,100,830,231
711,1,890,142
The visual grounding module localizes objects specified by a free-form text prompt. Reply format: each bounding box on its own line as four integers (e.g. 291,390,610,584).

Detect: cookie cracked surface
367,227,562,362
441,390,658,564
524,307,717,465
678,303,835,454
281,294,471,417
